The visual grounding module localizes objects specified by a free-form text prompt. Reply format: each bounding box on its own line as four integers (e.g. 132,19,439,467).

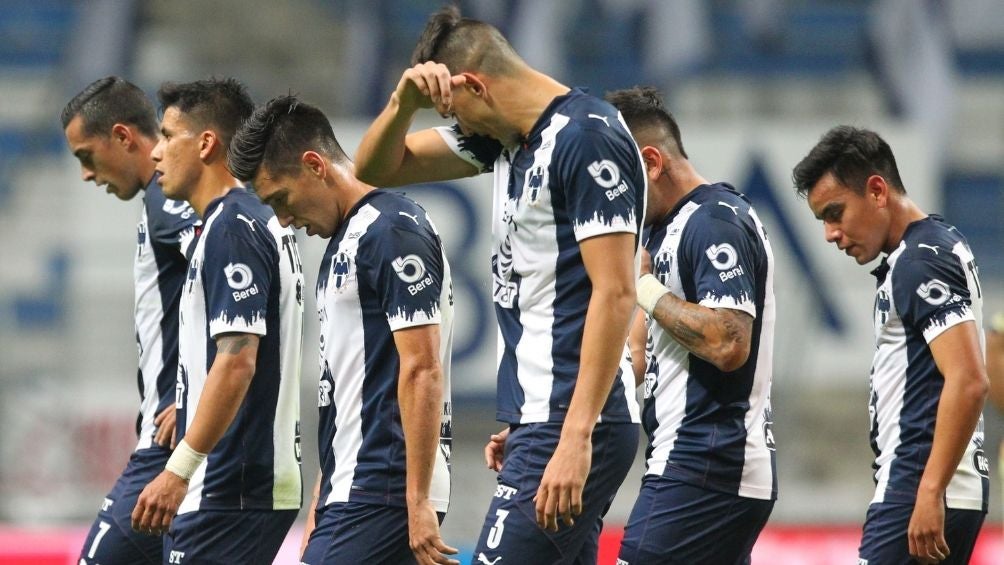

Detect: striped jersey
315,190,453,513
176,188,304,514
437,88,644,424
134,176,199,451
868,215,988,511
642,183,777,500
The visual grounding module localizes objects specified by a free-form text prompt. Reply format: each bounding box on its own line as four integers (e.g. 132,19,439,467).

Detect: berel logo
224,263,254,290
705,243,738,270
916,279,951,306
393,255,426,283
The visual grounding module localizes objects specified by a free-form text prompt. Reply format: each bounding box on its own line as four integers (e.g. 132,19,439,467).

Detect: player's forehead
159,106,194,133
807,172,853,216
63,114,99,147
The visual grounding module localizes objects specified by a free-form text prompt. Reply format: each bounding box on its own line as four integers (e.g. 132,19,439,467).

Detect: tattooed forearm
218,335,253,355
651,293,752,371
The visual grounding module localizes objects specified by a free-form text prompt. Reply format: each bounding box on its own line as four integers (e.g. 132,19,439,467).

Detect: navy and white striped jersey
134,176,199,451
437,88,644,424
869,215,988,511
315,190,453,513
643,183,777,500
176,188,304,514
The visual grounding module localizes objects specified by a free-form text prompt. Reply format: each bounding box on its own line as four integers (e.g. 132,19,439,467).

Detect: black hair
156,77,254,152
61,76,158,137
792,126,905,197
410,5,521,76
228,95,347,182
605,86,688,159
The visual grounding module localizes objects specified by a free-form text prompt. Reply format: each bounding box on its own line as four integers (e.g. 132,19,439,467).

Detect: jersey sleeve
892,249,975,343
434,123,503,173
682,210,759,318
202,218,274,338
555,124,642,242
147,194,201,260
358,218,445,331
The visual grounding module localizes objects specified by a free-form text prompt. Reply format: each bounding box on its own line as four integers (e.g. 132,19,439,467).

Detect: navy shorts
471,422,639,565
301,502,446,564
617,475,774,565
164,508,297,564
858,502,985,564
79,445,171,564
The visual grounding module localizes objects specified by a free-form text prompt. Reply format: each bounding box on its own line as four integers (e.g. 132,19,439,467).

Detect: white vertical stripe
430,246,453,512
134,206,165,450
646,202,700,476
270,217,303,509
738,208,776,499
324,205,380,505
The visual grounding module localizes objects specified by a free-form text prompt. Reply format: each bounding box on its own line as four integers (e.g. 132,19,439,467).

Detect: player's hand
408,500,460,565
131,470,187,535
153,405,177,449
639,247,653,276
394,62,467,117
907,488,950,563
534,434,591,532
484,426,509,472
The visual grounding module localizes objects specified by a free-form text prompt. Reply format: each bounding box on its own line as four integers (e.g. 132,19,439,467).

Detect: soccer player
793,126,988,565
355,7,643,564
130,78,304,564
228,95,458,565
605,87,777,564
62,76,199,564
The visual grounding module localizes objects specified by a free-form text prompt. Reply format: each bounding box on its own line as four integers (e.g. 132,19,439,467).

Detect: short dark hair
228,95,348,182
792,126,905,197
61,76,158,138
156,78,254,153
411,5,521,75
605,86,688,159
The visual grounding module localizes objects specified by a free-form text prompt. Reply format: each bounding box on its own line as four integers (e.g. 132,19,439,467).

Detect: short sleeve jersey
869,215,988,511
436,88,644,425
175,188,304,514
315,190,453,513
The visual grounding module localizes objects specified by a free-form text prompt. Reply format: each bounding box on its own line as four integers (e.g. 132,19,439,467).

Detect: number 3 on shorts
486,509,509,549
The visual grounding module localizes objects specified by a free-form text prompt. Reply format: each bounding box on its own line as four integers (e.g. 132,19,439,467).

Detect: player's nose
81,167,96,182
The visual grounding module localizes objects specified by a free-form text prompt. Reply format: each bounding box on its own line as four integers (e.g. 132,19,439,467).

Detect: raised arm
637,276,753,372
535,232,636,532
355,62,478,187
132,333,260,534
395,324,459,565
908,321,988,563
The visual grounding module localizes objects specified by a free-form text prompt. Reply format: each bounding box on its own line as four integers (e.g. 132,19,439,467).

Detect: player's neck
332,165,373,222
647,163,708,225
496,69,569,145
135,138,158,188
884,195,928,253
189,165,243,219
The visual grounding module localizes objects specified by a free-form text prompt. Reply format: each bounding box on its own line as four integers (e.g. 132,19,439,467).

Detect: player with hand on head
794,126,988,565
355,6,644,564
130,78,304,565
606,86,777,565
228,94,458,565
63,76,199,564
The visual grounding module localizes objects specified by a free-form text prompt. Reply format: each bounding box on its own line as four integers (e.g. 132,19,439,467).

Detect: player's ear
866,175,889,208
110,123,133,147
301,151,326,179
198,130,218,161
461,72,486,97
640,145,664,183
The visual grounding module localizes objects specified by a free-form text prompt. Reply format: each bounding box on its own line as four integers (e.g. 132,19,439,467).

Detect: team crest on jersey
185,259,200,293
330,252,352,290
653,251,673,286
524,163,547,204
875,289,891,325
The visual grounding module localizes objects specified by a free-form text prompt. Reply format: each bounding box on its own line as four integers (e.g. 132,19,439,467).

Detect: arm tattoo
218,335,253,355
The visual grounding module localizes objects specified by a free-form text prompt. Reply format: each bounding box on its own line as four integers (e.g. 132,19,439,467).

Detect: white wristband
165,439,207,481
637,274,670,315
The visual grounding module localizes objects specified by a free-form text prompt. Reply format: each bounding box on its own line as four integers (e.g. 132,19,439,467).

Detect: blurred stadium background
0,0,1002,563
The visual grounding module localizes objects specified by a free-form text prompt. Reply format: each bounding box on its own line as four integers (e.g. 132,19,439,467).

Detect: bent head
605,86,688,225
229,95,349,238
793,126,906,265
412,6,523,141
151,78,253,201
61,76,159,200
